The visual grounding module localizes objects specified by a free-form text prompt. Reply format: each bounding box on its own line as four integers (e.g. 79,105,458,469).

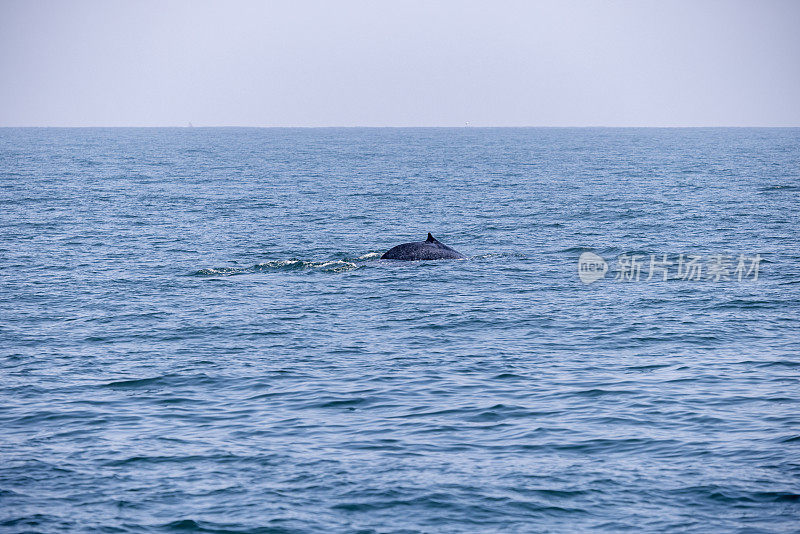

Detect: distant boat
188,122,193,128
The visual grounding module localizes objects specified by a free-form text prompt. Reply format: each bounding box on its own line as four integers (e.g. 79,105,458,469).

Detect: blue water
1,128,799,533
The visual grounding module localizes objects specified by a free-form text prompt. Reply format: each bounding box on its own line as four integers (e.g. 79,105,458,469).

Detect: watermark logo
578,252,762,284
578,252,608,284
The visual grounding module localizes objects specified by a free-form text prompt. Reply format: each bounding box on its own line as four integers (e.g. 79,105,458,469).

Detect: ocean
1,127,798,532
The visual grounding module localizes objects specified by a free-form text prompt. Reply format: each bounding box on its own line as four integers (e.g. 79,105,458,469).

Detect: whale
381,233,466,261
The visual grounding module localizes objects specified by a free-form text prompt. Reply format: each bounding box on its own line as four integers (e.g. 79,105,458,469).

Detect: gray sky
1,0,798,127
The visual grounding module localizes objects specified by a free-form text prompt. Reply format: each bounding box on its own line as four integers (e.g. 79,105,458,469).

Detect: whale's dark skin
381,233,466,261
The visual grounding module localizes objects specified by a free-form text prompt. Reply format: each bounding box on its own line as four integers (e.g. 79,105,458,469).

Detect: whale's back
381,233,466,261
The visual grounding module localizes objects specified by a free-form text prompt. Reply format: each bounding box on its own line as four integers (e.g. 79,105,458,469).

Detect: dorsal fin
426,233,436,243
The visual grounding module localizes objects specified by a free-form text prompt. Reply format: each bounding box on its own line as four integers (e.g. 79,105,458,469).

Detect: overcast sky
0,0,798,127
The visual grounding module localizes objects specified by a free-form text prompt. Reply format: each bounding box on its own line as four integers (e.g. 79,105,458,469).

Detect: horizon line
2,125,800,129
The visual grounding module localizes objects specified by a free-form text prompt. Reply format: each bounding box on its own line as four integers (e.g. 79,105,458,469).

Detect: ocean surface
1,127,799,533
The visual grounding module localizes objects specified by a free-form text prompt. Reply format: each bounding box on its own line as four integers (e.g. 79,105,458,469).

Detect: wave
192,259,360,276
759,184,800,192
